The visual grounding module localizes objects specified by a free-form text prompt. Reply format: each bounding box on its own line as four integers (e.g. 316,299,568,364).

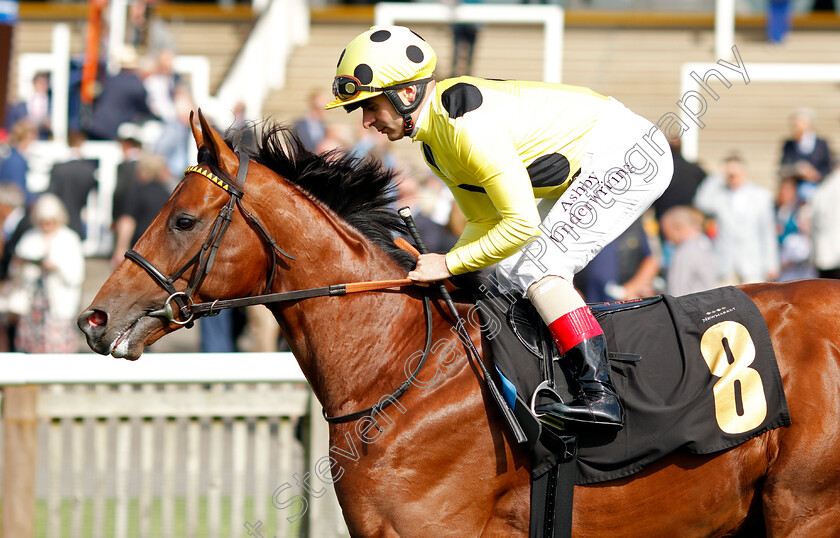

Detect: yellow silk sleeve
443,120,542,275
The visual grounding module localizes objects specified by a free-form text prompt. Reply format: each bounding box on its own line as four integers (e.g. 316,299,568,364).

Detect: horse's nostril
88,310,107,327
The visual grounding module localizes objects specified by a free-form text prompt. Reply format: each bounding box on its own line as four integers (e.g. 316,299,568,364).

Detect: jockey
326,26,673,430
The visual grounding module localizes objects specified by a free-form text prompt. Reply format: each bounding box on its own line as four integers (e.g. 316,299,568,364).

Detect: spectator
775,171,815,281
447,0,481,77
125,0,175,57
293,90,328,152
8,194,84,353
653,137,706,223
230,101,257,152
6,71,51,140
766,0,792,44
694,154,780,285
350,123,399,170
0,119,37,204
111,153,172,267
86,46,156,141
0,182,30,351
47,130,98,239
199,310,237,353
142,49,177,126
396,168,457,254
314,123,353,156
660,205,717,296
575,217,660,303
113,123,144,224
152,81,194,178
0,182,30,281
240,305,282,353
810,167,840,279
780,108,833,197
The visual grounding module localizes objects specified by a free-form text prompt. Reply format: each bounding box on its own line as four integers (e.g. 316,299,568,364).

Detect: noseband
125,148,294,327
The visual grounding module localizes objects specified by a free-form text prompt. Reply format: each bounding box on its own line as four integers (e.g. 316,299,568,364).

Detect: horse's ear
196,109,238,174
189,110,204,152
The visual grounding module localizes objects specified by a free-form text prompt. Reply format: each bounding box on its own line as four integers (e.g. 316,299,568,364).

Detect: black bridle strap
126,248,200,322
125,249,182,295
182,149,250,299
323,292,434,424
183,195,237,299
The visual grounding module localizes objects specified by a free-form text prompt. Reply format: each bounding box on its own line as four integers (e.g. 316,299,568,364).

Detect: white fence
0,353,349,538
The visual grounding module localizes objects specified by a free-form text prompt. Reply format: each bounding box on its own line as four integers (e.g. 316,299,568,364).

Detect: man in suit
5,71,52,139
694,154,779,285
780,108,833,189
85,48,155,141
47,130,98,239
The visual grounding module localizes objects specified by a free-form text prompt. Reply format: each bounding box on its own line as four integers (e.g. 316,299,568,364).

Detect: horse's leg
746,281,840,536
479,483,531,537
331,373,532,537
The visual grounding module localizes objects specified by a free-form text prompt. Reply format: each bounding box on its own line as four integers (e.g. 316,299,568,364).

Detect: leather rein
124,147,434,424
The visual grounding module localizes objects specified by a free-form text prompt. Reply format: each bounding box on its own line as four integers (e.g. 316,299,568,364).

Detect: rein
124,146,434,424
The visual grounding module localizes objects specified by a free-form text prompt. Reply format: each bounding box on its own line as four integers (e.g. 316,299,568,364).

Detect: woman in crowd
11,194,85,353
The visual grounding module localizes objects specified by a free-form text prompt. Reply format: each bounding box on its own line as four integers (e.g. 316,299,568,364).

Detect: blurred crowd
576,106,837,305
0,8,838,353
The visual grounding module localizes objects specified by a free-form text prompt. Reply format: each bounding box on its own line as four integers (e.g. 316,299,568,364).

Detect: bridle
123,146,434,425
125,148,294,328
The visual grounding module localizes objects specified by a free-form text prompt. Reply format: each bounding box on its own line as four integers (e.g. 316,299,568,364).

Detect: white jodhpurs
497,98,674,294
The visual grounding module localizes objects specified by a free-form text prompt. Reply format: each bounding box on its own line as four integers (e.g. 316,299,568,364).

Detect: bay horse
78,111,840,536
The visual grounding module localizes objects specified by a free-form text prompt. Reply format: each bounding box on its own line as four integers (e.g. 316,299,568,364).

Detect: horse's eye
175,217,196,231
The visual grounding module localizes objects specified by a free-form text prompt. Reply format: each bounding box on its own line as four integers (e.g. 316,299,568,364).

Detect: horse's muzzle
77,309,111,355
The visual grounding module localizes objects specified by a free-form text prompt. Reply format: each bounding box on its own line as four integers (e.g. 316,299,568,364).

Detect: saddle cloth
474,285,791,485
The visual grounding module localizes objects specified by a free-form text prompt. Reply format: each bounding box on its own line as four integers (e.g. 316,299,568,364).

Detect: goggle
332,75,383,101
331,76,434,102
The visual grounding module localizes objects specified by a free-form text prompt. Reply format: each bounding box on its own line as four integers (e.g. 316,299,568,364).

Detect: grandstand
9,3,840,190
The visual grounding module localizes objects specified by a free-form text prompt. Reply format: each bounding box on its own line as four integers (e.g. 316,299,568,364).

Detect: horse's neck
265,196,424,415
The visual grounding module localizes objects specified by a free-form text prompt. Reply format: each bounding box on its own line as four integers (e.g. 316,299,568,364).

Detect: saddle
453,272,791,538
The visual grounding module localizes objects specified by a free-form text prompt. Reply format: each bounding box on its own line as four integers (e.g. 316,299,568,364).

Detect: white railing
0,353,348,538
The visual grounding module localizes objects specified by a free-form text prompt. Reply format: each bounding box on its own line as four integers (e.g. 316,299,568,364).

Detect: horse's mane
217,122,416,271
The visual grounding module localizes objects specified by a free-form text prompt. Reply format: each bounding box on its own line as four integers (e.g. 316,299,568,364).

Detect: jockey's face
361,93,405,141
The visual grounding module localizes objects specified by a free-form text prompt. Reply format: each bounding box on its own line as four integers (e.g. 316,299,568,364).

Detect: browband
185,165,244,198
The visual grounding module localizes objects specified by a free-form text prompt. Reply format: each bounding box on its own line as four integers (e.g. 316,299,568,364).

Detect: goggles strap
383,78,431,136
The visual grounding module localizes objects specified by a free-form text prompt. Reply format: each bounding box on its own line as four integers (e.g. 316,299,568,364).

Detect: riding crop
398,206,528,444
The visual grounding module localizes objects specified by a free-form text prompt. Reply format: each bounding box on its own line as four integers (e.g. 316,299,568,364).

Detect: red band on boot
547,307,604,354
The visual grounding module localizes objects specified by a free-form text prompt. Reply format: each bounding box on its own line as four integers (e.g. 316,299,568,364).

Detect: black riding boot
536,333,624,430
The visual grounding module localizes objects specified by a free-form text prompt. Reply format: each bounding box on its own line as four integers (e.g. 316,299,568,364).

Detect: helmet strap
383,79,430,136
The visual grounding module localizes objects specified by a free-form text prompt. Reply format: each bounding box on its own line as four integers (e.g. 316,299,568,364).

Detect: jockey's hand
408,253,452,283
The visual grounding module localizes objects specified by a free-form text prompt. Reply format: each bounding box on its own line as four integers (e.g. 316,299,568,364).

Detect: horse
78,111,840,536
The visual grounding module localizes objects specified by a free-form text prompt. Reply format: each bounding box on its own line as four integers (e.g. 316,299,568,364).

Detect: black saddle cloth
471,283,791,485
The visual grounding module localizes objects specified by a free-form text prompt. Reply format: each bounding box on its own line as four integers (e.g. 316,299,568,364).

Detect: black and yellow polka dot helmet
325,26,437,111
